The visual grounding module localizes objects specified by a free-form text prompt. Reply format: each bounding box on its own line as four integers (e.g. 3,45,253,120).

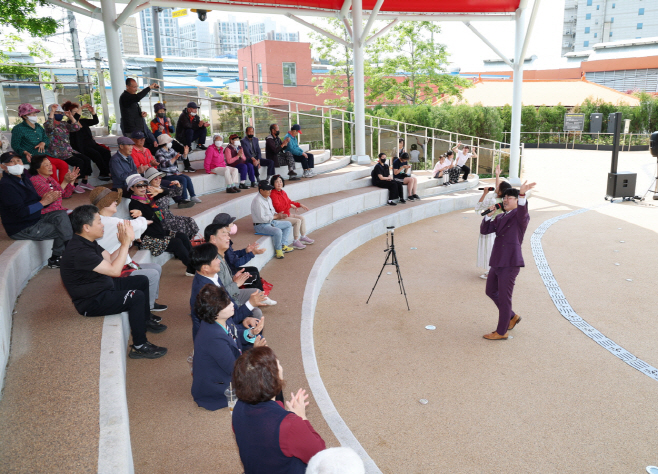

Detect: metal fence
503,131,652,151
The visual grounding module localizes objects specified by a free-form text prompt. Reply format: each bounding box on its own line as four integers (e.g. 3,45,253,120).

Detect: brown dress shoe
508,314,522,330
483,331,508,340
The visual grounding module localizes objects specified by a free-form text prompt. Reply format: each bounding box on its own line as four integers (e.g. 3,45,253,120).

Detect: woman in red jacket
269,175,314,250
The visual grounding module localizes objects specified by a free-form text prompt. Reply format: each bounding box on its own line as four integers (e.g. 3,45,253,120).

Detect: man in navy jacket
480,181,536,340
0,151,72,268
189,243,263,345
241,126,275,180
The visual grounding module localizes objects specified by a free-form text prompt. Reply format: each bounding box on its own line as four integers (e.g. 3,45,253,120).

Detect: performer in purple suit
479,181,536,340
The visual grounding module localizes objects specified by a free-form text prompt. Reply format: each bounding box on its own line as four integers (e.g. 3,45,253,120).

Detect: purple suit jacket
480,200,530,268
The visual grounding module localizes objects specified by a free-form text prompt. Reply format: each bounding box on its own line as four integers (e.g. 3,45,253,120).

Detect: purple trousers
485,266,520,335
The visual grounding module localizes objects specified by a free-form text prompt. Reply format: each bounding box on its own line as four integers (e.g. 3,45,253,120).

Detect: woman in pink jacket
205,134,241,194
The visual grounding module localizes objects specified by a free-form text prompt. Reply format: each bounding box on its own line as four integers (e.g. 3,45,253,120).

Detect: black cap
131,131,145,139
187,102,198,109
258,180,274,191
291,124,301,131
212,212,237,227
1,151,20,163
154,103,166,112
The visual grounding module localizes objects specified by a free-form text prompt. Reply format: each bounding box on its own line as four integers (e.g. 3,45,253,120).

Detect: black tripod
366,226,410,310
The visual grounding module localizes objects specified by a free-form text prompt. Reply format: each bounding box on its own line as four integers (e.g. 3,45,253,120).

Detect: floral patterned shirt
43,119,80,159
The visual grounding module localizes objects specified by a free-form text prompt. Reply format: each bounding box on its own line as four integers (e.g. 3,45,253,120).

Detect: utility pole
67,10,86,97
95,52,110,129
151,7,165,99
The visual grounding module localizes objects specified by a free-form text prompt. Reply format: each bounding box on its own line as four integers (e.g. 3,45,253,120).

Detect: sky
29,0,565,71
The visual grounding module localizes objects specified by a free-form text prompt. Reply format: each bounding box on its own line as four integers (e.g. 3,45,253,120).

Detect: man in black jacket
0,151,73,267
119,78,159,154
175,102,209,150
264,123,298,179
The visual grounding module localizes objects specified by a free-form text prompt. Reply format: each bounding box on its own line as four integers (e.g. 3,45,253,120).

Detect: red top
276,401,325,463
270,189,301,217
131,147,157,168
29,174,75,214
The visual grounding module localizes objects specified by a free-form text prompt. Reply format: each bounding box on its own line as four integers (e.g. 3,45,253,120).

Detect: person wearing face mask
175,102,210,151
204,134,241,193
371,152,404,206
283,124,316,178
154,134,200,207
265,123,299,180
62,101,111,181
241,126,275,182
11,103,70,184
44,103,94,193
151,103,195,172
225,134,257,189
0,151,73,268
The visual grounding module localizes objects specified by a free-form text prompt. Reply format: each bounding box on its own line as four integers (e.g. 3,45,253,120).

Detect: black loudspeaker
650,131,658,158
607,172,637,198
607,113,618,134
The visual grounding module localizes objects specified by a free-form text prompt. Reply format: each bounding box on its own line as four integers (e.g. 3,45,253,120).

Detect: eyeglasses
133,183,148,188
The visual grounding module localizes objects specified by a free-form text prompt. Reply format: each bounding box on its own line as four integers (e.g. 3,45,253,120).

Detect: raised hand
63,167,80,184
253,335,267,347
248,290,267,307
40,190,60,206
519,181,537,195
250,316,265,336
495,163,501,177
232,268,250,286
285,388,309,420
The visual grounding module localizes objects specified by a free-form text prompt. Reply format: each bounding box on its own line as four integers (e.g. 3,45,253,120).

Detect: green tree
367,22,470,105
0,0,58,37
0,33,53,80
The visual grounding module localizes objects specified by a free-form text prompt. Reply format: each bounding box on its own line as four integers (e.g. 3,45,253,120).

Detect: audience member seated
191,284,266,411
155,134,200,206
90,186,168,313
0,151,73,268
205,223,266,320
251,180,293,259
126,173,194,275
120,78,159,154
371,153,403,206
28,155,79,213
144,168,199,239
63,102,111,181
452,142,477,182
226,133,257,189
432,152,453,186
130,130,159,170
174,101,209,151
393,137,405,160
60,205,168,359
189,243,263,340
232,346,326,474
283,124,315,178
242,126,275,181
393,152,420,201
208,215,274,303
205,134,240,194
110,137,142,191
445,150,460,184
151,104,195,172
307,447,366,474
270,174,314,250
44,104,93,193
11,103,69,183
265,123,298,179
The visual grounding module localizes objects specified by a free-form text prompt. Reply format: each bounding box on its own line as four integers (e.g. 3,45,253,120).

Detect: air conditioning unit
563,42,572,48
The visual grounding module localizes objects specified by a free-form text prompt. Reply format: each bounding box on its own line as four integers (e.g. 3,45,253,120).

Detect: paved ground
313,149,658,473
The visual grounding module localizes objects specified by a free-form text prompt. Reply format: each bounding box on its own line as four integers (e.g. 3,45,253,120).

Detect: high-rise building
84,16,140,58
139,8,180,57
179,18,216,58
216,16,299,56
563,0,658,55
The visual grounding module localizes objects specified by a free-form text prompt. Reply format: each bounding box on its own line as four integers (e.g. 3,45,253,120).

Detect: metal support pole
0,83,9,129
68,10,86,97
508,7,525,186
351,0,369,164
328,110,333,152
342,111,345,154
38,68,48,120
151,7,165,95
321,108,326,149
100,0,125,127
94,52,110,128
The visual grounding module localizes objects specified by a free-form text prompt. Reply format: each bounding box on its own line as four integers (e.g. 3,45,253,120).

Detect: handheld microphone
481,203,504,216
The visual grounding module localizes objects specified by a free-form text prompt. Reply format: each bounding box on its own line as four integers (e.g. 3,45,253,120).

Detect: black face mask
379,158,386,164
247,134,254,139
274,130,280,136
157,112,166,117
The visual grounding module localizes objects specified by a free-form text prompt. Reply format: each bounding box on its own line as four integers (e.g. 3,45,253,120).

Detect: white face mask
27,115,39,123
6,164,25,176
189,112,197,116
233,140,240,147
166,142,173,149
214,140,223,147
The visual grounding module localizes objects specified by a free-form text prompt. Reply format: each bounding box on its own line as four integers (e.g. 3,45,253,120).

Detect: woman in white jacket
89,187,168,313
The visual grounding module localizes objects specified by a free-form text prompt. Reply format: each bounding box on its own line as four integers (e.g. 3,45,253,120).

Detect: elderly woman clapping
204,134,241,194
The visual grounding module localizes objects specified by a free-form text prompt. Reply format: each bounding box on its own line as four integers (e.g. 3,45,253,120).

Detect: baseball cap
131,131,145,139
187,102,198,109
1,151,20,163
258,180,274,191
291,124,302,132
212,213,237,227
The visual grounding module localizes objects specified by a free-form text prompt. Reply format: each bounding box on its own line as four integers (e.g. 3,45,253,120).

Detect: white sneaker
479,273,489,280
262,297,277,306
191,196,202,203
